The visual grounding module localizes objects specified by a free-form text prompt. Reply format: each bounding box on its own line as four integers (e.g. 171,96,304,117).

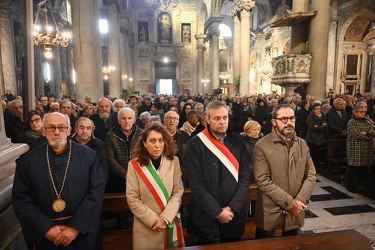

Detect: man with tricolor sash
185,101,251,244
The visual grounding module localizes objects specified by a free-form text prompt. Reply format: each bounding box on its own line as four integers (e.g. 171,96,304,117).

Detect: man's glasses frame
274,116,296,123
44,126,69,132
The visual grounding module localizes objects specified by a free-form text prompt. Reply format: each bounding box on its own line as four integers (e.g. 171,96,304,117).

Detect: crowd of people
3,88,375,249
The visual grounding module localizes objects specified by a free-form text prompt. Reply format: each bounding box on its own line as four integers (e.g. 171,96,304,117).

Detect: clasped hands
45,225,79,246
152,216,167,232
283,200,307,216
217,206,234,224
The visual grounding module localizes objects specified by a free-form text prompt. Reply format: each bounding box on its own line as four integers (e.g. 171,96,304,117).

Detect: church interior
1,0,375,249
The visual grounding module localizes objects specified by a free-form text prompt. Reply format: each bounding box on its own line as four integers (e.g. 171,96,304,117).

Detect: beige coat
253,128,316,231
126,156,184,249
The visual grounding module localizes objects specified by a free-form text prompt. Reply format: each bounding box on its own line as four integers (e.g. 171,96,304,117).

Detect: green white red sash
130,159,184,248
197,128,239,182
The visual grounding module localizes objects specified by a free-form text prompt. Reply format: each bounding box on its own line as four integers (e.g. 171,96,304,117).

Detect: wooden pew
176,229,372,250
101,184,257,250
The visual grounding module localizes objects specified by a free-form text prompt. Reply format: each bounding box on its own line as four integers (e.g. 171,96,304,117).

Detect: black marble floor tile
310,186,352,202
324,204,375,216
316,179,321,182
305,209,318,218
302,230,315,234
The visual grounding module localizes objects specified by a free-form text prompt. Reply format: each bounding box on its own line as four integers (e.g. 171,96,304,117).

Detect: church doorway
155,61,178,94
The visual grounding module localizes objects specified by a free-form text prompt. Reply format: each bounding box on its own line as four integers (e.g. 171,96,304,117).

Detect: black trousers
345,165,368,191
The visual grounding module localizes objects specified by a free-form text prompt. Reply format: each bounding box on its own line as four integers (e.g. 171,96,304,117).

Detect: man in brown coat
253,104,316,239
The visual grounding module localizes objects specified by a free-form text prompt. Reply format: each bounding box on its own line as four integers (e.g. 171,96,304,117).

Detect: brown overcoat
126,156,184,249
253,127,316,231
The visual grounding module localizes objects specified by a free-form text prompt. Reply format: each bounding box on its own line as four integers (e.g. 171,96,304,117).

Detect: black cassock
12,140,105,249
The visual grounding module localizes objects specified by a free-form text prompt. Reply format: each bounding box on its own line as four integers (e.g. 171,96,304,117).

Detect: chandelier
201,79,210,86
102,48,115,80
33,0,71,52
219,73,230,83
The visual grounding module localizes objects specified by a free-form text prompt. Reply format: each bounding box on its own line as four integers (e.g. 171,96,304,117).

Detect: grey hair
75,116,95,132
206,100,231,117
43,112,71,128
118,107,135,120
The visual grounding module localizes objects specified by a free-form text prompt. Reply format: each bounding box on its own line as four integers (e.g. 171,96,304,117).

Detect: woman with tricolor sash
126,122,185,249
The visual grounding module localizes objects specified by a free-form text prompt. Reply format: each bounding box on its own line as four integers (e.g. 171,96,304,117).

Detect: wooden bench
101,185,257,250
317,139,347,183
176,229,372,250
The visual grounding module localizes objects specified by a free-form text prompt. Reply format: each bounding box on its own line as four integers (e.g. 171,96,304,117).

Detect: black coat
305,113,327,146
89,112,118,142
185,128,251,243
326,107,349,139
296,108,310,134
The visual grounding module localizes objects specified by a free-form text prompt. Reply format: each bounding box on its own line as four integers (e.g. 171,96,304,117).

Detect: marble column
239,1,255,95
52,46,62,99
231,7,241,79
254,33,262,93
72,0,103,103
119,22,130,90
326,0,339,91
65,45,75,97
106,3,121,98
290,0,308,54
370,53,375,94
34,46,44,98
59,46,68,96
209,27,220,90
0,6,17,95
307,0,330,100
196,34,206,94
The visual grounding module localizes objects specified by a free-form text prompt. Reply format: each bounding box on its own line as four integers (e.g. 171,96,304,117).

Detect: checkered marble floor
303,175,375,249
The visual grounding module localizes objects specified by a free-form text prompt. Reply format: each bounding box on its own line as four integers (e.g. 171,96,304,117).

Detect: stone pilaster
0,5,17,95
239,0,255,95
231,4,241,79
326,0,339,92
53,46,62,99
307,0,330,100
370,52,375,94
208,26,220,90
119,21,130,90
34,46,44,97
195,34,206,94
72,0,103,103
65,45,75,97
106,2,121,98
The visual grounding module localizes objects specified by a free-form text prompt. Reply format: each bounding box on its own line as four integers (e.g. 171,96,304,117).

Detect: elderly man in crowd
12,112,105,249
326,98,349,139
71,117,108,184
105,108,142,193
90,97,118,142
5,99,25,142
163,110,190,185
60,100,77,134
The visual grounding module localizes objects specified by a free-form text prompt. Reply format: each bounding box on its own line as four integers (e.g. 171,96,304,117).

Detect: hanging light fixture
102,48,115,79
33,0,71,54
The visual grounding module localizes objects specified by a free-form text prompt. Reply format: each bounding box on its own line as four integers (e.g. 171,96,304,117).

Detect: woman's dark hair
132,121,177,166
301,100,309,109
182,103,193,114
25,110,43,130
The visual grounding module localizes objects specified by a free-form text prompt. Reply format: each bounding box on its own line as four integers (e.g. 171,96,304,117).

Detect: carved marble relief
139,59,150,80
181,59,191,79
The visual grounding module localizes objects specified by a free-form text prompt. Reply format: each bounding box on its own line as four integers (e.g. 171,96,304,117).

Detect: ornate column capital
104,0,120,11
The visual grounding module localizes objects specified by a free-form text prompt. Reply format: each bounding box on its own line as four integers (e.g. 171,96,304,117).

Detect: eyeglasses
29,117,41,124
275,116,296,123
44,126,69,132
165,117,179,121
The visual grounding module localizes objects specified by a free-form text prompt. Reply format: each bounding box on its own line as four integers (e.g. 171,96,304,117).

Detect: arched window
219,24,232,37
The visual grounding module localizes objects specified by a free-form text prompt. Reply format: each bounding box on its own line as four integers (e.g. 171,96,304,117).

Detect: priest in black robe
12,112,105,249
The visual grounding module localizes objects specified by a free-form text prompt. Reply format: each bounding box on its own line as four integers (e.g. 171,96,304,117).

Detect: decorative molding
271,53,312,87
